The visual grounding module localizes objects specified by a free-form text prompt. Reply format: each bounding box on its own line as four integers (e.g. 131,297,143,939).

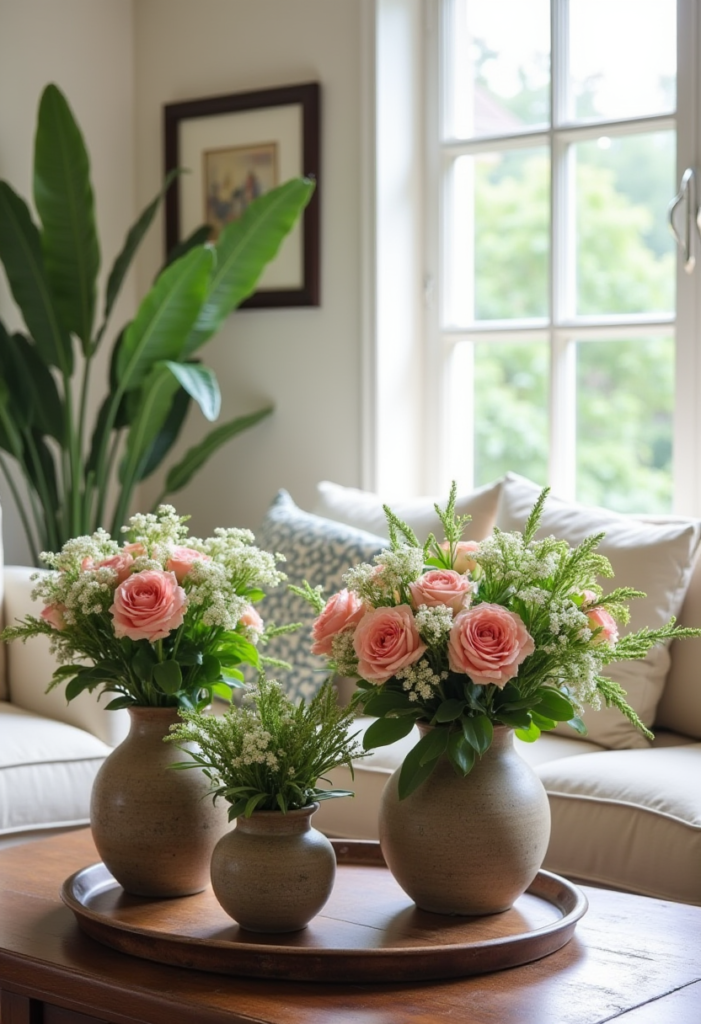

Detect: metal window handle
668,167,697,274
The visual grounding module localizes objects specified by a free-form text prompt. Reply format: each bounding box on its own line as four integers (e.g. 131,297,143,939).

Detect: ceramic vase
90,706,229,898
379,725,551,916
210,803,336,932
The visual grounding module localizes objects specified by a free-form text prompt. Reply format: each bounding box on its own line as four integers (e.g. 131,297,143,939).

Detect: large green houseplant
0,84,314,564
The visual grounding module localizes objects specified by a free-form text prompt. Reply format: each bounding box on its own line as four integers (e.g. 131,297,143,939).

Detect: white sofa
258,474,701,906
0,506,129,847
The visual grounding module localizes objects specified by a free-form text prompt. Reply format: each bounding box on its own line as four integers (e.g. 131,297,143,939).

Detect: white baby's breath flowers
396,659,446,702
414,604,454,646
330,629,359,677
374,547,425,591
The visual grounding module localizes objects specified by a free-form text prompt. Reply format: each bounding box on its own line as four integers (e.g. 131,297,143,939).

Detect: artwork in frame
164,82,320,308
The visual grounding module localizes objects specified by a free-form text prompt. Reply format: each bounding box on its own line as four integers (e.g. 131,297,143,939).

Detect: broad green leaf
3,332,64,440
103,695,135,710
118,363,180,488
495,709,532,729
201,654,222,683
163,406,273,495
433,698,467,723
362,715,416,750
153,660,183,695
448,732,477,775
165,360,221,421
397,733,443,799
132,645,155,683
461,714,494,754
23,432,59,508
136,386,191,482
33,84,99,351
211,681,234,702
0,182,72,373
567,715,588,736
530,711,557,732
65,674,101,701
0,375,25,457
116,246,214,391
533,687,576,722
103,168,180,326
184,177,315,355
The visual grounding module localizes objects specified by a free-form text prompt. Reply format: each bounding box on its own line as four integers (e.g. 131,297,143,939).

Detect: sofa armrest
2,566,129,748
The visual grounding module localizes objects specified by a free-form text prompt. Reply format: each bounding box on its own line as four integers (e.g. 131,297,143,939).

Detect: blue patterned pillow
255,490,386,702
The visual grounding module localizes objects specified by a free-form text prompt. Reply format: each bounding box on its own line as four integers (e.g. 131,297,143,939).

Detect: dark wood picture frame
164,82,320,308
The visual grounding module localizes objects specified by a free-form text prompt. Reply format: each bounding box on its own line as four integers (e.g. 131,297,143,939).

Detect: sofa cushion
495,473,701,749
313,478,503,543
313,721,605,840
0,702,112,837
256,490,386,702
537,745,701,904
655,545,701,739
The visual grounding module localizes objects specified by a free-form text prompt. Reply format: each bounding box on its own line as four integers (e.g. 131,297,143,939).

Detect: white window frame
368,0,701,516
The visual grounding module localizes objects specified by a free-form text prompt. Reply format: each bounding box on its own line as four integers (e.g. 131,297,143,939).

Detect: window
412,0,701,514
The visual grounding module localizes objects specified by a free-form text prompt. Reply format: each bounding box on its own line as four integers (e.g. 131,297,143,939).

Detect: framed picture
164,82,320,308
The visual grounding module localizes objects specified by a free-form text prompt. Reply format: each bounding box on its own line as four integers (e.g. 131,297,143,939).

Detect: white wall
133,0,368,540
0,0,137,564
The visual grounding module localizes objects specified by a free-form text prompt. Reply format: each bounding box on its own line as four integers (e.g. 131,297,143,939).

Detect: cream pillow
495,473,701,749
314,478,503,543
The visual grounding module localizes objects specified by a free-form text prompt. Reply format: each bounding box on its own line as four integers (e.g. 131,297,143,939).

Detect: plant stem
62,378,83,536
23,431,59,552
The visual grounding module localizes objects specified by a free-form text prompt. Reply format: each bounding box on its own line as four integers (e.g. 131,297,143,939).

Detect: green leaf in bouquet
432,698,467,723
567,715,588,736
461,714,494,754
397,732,443,799
533,686,576,722
418,727,449,766
362,689,416,717
211,681,235,702
448,732,477,776
362,715,416,750
515,720,542,743
494,708,532,729
153,660,183,695
132,644,156,683
200,654,222,683
313,788,355,802
530,710,557,732
64,673,102,701
103,695,135,711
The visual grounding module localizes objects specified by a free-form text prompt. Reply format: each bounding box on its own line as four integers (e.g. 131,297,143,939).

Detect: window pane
446,0,550,139
576,337,673,513
473,340,549,487
569,0,676,123
449,149,550,324
575,132,675,317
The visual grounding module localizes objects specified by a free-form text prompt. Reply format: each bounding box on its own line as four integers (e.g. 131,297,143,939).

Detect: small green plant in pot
167,676,367,932
0,83,314,564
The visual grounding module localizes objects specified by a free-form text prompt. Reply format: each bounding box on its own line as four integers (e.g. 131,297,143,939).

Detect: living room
1,2,700,1022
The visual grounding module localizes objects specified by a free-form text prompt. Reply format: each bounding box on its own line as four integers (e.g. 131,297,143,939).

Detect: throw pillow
255,490,386,702
313,477,503,542
495,473,701,749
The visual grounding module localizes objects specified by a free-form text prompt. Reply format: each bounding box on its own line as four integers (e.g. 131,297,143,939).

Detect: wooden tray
61,839,588,983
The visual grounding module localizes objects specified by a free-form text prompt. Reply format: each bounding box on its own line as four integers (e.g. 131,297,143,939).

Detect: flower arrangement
1,505,295,710
295,485,701,798
167,676,366,819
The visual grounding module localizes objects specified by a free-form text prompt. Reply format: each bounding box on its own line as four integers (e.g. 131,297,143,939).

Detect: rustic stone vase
90,706,229,898
379,725,551,916
210,803,336,932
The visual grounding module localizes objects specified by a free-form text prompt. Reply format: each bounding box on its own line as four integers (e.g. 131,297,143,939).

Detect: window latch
668,167,697,274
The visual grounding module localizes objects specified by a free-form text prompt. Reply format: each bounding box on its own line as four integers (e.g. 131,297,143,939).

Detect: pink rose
440,540,480,574
41,603,67,631
110,570,187,642
166,546,212,582
586,605,619,646
311,589,366,656
352,605,427,684
448,603,535,687
239,604,264,637
123,542,146,558
93,552,135,584
409,569,474,614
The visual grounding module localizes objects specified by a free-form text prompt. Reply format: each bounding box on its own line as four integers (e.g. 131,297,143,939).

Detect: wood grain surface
1,829,700,1024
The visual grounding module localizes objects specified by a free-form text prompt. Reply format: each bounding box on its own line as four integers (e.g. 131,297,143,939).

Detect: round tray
61,839,588,983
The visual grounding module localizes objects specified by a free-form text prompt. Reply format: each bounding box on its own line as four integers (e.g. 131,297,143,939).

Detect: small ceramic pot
379,725,551,916
210,803,336,932
90,706,229,898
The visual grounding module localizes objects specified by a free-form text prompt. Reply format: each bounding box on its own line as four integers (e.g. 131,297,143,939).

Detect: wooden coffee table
0,830,699,1024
